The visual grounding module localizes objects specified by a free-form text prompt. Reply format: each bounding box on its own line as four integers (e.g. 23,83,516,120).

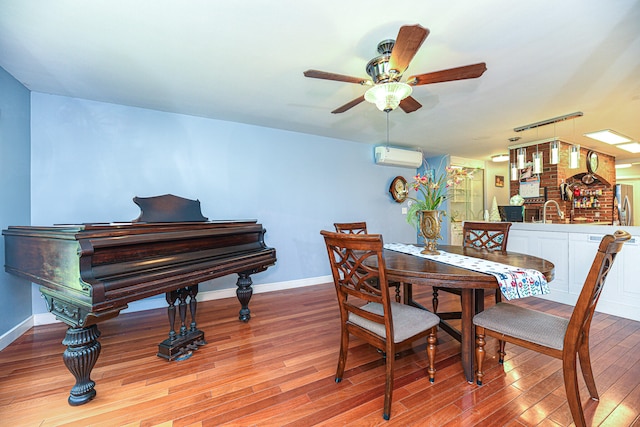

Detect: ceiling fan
303,24,487,114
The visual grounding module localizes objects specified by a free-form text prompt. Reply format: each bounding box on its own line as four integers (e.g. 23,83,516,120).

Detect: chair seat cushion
473,302,569,350
349,302,440,343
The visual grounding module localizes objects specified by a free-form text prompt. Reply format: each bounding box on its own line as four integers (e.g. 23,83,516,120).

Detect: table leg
460,288,475,383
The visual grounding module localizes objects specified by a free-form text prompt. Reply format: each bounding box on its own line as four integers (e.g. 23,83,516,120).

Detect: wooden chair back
321,230,393,342
334,222,368,235
565,230,630,353
462,221,512,251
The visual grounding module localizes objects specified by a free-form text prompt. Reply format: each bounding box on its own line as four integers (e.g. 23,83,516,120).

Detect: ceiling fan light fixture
365,82,412,112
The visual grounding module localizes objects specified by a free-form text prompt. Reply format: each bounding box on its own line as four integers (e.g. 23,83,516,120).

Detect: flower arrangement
406,166,474,226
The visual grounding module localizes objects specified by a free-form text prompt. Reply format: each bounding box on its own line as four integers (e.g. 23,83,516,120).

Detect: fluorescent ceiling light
615,163,632,169
583,129,632,144
491,154,509,162
616,142,640,153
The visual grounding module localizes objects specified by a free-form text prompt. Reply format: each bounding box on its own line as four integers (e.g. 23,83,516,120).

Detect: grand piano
2,195,276,406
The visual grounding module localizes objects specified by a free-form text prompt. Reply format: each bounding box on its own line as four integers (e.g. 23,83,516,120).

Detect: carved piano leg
157,286,206,361
62,325,101,406
178,288,188,336
236,272,254,322
166,289,178,341
187,284,199,332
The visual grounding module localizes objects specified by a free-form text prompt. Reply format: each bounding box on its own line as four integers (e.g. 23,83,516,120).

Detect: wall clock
389,176,408,203
586,151,599,174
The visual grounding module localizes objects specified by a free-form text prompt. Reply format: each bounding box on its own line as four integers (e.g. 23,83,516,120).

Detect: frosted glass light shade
510,162,519,181
532,151,542,174
569,145,580,169
517,148,526,169
550,140,559,164
364,82,412,112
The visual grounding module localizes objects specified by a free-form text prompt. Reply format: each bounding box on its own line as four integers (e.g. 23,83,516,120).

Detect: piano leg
236,272,254,322
62,324,101,406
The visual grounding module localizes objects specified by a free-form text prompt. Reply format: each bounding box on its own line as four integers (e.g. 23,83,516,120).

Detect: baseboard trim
2,275,332,350
0,316,34,352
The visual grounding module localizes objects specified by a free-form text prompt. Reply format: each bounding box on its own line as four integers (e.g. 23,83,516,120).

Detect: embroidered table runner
384,243,549,300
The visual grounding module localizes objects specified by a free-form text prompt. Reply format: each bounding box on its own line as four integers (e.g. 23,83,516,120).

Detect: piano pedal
175,349,193,361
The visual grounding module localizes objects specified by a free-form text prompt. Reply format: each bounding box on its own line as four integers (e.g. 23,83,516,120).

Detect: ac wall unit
374,146,423,168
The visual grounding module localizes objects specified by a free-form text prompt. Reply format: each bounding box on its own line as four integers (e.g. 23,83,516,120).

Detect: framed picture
495,175,504,187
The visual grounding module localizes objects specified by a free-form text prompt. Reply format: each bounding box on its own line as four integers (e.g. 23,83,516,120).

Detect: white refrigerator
615,184,634,226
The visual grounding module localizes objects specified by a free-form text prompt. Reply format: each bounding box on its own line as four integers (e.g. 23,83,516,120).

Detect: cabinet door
568,233,620,298
508,230,569,294
568,233,639,321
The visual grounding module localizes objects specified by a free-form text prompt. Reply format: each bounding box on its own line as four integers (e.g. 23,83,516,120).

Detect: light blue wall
0,67,32,336
29,93,419,314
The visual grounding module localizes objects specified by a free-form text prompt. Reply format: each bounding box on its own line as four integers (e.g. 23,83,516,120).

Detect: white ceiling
2,0,639,176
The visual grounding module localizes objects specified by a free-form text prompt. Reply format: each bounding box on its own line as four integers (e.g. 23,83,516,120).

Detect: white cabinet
508,223,640,321
568,232,640,321
508,230,569,295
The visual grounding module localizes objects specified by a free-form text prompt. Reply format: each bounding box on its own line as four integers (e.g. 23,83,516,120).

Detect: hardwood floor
1,283,639,426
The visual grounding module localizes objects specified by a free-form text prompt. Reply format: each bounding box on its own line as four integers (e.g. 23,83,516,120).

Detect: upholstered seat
321,230,439,420
473,230,631,427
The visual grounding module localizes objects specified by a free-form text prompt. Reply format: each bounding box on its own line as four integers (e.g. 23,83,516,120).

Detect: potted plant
406,166,473,254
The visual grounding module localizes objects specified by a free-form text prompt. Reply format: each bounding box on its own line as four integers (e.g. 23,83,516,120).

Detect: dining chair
333,221,368,234
334,222,402,303
321,230,440,420
432,221,512,315
473,230,631,427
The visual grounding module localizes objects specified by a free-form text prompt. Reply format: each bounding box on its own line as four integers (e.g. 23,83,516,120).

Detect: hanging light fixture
550,139,559,165
510,150,519,181
569,145,580,169
517,147,526,169
364,82,412,112
532,149,542,174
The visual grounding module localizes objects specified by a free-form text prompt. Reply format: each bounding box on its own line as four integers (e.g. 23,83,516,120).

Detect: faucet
543,200,564,223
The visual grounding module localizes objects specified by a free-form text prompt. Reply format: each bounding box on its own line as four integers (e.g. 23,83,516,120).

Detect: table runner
384,243,549,300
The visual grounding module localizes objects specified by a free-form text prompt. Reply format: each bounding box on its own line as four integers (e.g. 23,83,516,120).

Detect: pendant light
509,137,520,181
532,149,542,174
550,139,559,164
569,145,580,169
510,153,519,181
516,147,526,169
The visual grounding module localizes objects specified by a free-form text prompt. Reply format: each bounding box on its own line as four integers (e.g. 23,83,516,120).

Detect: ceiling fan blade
331,95,366,114
399,96,422,113
407,62,487,86
388,24,429,75
303,69,369,85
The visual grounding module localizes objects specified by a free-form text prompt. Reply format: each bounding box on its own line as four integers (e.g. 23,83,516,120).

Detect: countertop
509,222,639,235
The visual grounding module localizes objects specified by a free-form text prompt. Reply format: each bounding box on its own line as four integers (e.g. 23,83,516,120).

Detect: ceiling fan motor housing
366,39,399,84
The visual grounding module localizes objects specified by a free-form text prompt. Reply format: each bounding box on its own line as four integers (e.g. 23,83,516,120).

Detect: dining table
381,244,555,383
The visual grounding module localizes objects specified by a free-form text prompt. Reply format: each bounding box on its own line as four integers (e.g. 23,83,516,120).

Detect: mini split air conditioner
374,146,423,168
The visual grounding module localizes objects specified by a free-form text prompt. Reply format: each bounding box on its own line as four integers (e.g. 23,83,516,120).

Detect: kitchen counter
509,222,639,235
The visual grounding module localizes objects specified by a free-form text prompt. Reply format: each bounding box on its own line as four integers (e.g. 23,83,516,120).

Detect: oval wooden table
381,245,555,383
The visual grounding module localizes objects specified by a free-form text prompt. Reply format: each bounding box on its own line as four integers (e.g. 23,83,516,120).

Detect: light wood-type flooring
1,283,639,426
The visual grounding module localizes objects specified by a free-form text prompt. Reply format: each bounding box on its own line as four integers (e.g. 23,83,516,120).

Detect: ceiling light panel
616,142,640,153
583,129,632,144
